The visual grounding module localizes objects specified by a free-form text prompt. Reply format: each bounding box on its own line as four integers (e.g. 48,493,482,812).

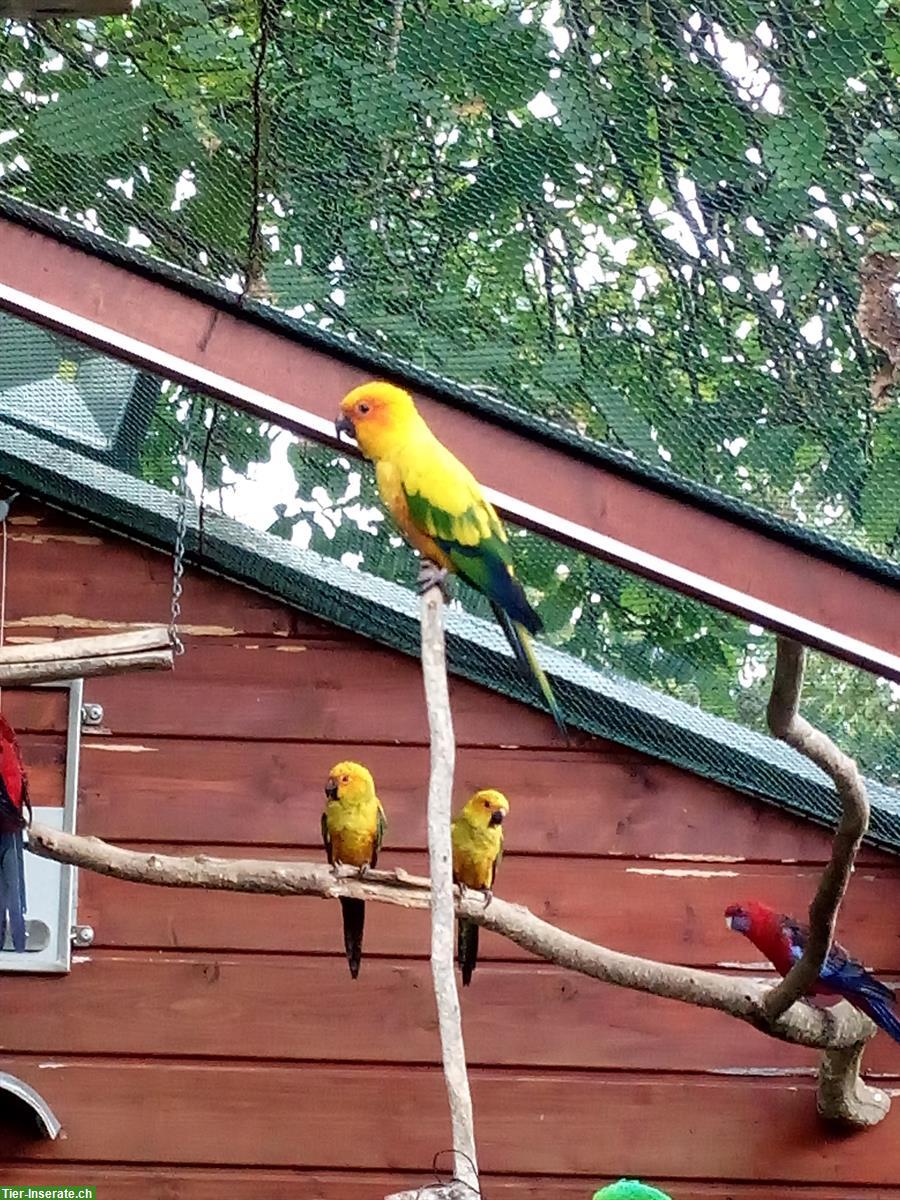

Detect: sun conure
321,761,386,979
450,788,509,986
335,381,565,737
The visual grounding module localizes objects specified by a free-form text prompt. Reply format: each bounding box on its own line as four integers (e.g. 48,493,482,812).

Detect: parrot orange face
335,381,420,461
325,761,376,806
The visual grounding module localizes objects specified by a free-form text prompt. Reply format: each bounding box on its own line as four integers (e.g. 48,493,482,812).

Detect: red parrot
726,899,900,1042
0,715,30,952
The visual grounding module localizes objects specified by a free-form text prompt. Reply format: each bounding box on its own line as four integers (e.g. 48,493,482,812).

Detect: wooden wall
1,500,899,1198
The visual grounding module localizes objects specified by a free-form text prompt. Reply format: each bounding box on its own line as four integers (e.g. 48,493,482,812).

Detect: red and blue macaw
726,899,900,1042
0,715,30,952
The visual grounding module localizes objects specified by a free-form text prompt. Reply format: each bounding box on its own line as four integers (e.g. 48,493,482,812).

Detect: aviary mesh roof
0,0,898,566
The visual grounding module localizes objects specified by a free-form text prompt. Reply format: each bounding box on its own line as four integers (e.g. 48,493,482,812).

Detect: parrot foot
358,863,370,880
481,888,493,908
417,561,451,600
331,861,354,879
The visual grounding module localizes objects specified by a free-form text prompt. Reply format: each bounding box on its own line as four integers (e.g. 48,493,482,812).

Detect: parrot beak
489,809,505,827
335,413,356,441
325,780,339,801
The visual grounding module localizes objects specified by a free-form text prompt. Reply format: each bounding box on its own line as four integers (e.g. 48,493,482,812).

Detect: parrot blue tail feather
858,993,900,1044
0,830,26,952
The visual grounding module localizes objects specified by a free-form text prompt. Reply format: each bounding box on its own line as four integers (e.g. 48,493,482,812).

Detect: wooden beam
0,217,897,675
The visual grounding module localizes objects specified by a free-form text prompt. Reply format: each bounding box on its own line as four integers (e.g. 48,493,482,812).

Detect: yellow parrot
335,381,565,737
321,760,387,979
451,788,509,986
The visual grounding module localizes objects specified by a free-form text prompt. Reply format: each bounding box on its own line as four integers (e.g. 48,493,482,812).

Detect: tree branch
24,821,889,1125
420,583,479,1196
764,638,870,1020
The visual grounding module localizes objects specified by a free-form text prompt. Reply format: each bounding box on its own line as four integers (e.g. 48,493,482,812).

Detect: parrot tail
340,896,365,980
491,604,567,740
857,992,900,1044
457,917,479,987
0,829,26,953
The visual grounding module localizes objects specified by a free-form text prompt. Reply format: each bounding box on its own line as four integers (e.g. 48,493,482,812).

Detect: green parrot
593,1183,672,1200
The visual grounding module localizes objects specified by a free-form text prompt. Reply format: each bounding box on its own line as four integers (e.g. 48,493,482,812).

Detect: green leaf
586,383,658,459
761,105,827,189
350,71,413,139
32,75,165,157
777,233,822,304
862,129,900,185
859,457,900,545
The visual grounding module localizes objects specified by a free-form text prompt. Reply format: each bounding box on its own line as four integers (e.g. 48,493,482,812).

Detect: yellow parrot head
336,380,419,461
460,788,510,829
325,760,376,805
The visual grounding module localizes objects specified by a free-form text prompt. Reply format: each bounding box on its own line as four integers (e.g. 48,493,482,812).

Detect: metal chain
168,401,197,658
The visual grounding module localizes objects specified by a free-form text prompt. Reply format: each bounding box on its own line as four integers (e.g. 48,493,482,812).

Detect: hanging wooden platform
0,626,173,685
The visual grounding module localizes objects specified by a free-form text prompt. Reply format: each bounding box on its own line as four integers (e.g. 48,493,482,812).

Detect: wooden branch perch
0,627,174,685
26,822,890,1126
758,636,885,1127
420,582,479,1197
764,638,871,1019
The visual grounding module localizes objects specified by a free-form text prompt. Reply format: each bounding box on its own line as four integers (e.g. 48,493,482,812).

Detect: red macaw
726,899,900,1042
0,715,30,952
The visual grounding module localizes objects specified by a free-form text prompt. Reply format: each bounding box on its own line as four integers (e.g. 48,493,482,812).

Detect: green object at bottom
593,1181,672,1200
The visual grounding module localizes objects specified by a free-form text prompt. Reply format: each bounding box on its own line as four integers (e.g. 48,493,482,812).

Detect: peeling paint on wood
649,853,747,863
84,744,158,755
12,533,103,546
626,867,740,878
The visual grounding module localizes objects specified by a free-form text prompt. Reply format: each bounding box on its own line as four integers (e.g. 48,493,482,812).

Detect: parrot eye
357,403,370,415
341,775,350,784
483,800,491,808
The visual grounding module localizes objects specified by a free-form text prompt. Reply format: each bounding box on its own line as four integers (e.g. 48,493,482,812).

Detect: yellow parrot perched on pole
450,788,509,986
321,761,386,979
336,381,566,737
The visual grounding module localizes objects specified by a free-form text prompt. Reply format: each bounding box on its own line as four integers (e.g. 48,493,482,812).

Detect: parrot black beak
489,809,505,827
335,413,355,441
325,780,339,801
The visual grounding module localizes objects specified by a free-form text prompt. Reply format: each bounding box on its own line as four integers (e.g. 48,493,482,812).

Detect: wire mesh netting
0,0,899,565
0,309,896,807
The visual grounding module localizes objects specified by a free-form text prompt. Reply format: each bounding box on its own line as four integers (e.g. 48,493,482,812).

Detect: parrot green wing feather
490,841,503,890
321,811,333,866
404,485,542,633
372,803,387,869
405,486,512,571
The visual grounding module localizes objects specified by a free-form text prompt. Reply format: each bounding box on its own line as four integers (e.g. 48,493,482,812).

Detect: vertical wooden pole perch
418,583,480,1197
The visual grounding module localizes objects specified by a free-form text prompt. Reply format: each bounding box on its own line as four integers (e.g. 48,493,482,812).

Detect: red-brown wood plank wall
1,500,899,1198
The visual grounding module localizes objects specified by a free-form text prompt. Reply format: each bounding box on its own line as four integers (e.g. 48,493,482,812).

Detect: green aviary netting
0,0,898,568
